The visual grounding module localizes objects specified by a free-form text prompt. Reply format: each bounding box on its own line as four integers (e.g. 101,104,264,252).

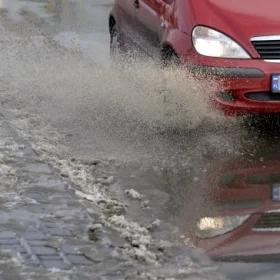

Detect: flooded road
0,0,280,279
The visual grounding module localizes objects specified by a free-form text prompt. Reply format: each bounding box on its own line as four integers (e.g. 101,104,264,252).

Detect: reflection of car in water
109,0,280,116
193,160,280,262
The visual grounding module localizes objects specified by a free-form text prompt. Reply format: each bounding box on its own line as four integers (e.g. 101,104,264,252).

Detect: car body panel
135,0,161,49
112,0,136,38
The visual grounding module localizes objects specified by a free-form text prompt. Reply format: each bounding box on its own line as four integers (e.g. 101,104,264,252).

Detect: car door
117,0,138,39
134,0,172,57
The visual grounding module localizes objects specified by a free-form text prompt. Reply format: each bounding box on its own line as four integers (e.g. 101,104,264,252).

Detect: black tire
110,25,126,59
161,47,181,68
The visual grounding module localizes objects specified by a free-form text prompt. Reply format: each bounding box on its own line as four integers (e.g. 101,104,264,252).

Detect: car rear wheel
110,25,126,59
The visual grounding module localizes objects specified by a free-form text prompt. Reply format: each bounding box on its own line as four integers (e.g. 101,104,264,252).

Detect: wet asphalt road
1,0,280,279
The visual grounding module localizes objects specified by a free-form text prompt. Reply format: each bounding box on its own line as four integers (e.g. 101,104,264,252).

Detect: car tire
110,25,126,59
161,47,181,68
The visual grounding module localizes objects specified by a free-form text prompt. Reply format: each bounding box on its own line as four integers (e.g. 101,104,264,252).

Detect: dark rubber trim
246,92,280,101
188,65,264,78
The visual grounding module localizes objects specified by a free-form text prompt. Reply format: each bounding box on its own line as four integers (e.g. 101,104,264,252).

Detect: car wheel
110,25,126,59
161,47,181,68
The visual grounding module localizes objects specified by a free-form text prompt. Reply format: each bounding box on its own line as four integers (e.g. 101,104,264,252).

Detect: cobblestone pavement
0,100,229,280
0,115,105,279
0,111,144,279
0,110,227,280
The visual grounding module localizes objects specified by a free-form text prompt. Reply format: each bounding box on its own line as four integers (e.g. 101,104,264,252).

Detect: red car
109,0,280,115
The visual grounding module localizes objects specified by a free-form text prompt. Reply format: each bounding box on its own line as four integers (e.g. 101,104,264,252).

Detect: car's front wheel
161,47,181,68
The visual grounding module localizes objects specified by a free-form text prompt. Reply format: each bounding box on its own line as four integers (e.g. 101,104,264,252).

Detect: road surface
0,1,279,279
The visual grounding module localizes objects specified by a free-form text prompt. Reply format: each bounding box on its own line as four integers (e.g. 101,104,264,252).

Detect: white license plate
272,74,280,93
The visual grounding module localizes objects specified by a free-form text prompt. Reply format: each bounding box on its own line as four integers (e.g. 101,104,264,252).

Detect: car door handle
134,0,140,9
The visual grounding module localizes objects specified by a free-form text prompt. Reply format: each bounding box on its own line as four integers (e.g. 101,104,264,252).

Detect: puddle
176,149,280,279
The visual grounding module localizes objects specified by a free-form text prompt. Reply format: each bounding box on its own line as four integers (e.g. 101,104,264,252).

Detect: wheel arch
161,44,178,59
161,28,192,64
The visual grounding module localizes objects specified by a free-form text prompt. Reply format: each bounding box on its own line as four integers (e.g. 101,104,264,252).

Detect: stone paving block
19,252,32,262
47,228,72,237
61,244,78,254
0,244,22,251
0,231,16,239
22,163,52,174
24,232,46,241
66,254,93,265
0,129,12,137
38,255,62,261
32,246,57,255
0,273,23,280
36,176,66,189
40,222,74,237
27,240,48,246
41,260,70,269
0,238,19,245
24,191,49,201
45,227,64,236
